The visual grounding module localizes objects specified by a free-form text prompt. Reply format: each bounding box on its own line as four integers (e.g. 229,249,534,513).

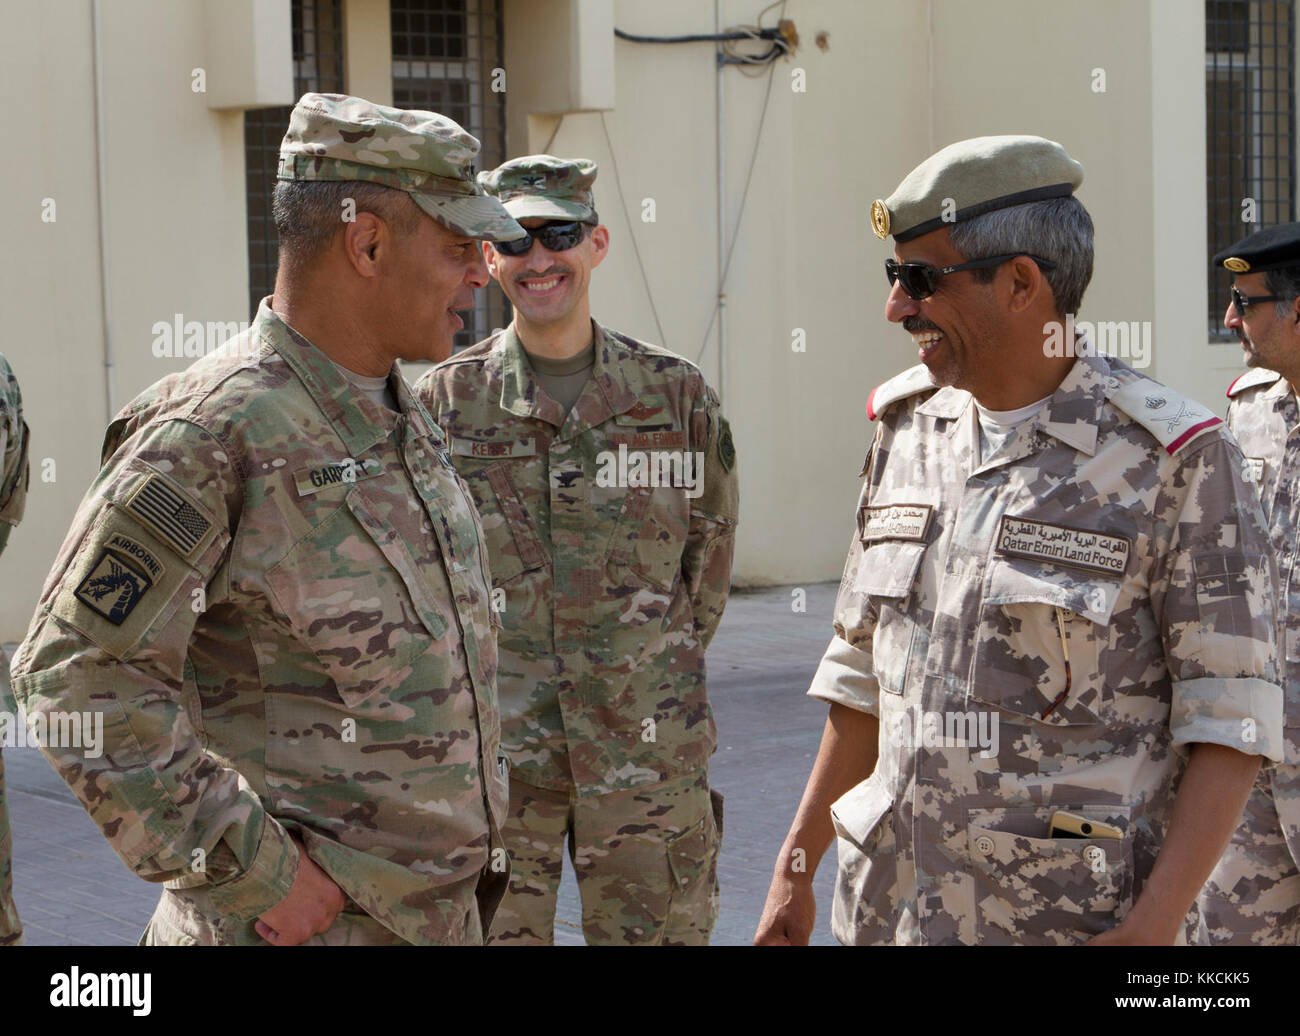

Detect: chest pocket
854,540,927,695
611,483,690,593
265,492,449,708
969,558,1121,726
446,436,548,588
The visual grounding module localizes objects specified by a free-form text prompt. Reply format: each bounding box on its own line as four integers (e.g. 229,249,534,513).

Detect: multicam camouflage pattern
1192,368,1300,944
9,300,509,946
479,155,599,223
278,92,524,242
414,321,739,797
0,351,28,947
811,353,1283,945
488,772,722,945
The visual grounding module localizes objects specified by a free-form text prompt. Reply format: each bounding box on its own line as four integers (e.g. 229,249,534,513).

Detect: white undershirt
974,395,1051,462
332,359,397,412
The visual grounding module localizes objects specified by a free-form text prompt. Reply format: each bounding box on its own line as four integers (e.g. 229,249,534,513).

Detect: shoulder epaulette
1106,372,1223,456
1226,367,1282,399
866,364,938,421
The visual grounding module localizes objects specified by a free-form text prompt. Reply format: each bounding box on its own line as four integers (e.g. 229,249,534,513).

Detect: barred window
1206,0,1295,338
243,0,344,319
392,0,510,350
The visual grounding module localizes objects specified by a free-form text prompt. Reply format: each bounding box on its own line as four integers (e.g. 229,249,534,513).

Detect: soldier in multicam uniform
756,136,1284,946
415,156,739,945
1190,224,1300,944
0,353,30,947
9,94,526,946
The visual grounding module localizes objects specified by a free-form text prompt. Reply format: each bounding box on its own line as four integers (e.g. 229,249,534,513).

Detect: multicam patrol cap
478,155,599,223
278,92,525,241
1213,222,1300,274
871,135,1084,243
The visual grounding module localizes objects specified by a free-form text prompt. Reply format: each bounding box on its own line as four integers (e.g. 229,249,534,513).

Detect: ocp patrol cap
479,155,599,223
277,93,525,241
871,135,1084,243
1213,222,1300,274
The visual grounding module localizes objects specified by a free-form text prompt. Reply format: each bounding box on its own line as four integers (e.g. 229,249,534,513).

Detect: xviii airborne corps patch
74,549,154,625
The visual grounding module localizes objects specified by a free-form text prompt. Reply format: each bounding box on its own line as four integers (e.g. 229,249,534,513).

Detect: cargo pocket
829,773,898,945
666,808,719,895
968,805,1133,944
969,558,1120,726
265,498,447,708
853,540,926,695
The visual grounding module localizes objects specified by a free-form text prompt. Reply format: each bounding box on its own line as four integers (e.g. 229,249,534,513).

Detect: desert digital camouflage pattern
490,770,722,944
0,351,29,947
812,352,1283,945
1191,366,1300,944
415,321,737,943
278,92,524,242
9,301,508,946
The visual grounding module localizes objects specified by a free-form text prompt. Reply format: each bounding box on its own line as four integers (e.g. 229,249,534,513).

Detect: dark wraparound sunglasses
885,253,1058,300
1230,285,1293,317
493,220,591,257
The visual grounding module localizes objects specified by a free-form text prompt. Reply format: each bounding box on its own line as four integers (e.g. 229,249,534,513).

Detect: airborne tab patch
74,547,154,625
995,516,1131,576
126,474,212,557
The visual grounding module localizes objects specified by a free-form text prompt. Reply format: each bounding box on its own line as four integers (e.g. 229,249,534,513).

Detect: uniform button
1084,845,1106,868
974,835,994,856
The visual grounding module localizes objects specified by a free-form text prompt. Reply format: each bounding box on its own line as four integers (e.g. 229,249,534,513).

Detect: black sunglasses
493,220,591,257
1230,285,1293,317
885,253,1058,300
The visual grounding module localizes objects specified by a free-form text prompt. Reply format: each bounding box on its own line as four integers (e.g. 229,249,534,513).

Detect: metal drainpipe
714,0,727,404
92,0,115,421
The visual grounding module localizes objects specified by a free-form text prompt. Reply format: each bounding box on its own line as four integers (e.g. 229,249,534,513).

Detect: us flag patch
126,474,211,556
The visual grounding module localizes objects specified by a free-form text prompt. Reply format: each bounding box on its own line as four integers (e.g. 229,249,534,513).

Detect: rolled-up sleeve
1157,438,1284,761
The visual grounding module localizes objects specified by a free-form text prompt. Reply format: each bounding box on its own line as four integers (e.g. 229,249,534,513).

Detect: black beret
1213,222,1300,274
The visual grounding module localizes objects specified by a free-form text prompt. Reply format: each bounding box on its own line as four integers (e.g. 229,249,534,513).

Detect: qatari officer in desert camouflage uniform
757,135,1284,946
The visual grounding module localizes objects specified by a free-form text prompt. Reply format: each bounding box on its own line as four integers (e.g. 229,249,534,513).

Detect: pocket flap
854,541,926,599
830,773,894,850
983,557,1120,625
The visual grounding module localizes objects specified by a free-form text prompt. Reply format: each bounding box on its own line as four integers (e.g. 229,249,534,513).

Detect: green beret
872,135,1084,243
1213,222,1300,274
277,92,525,241
479,155,598,223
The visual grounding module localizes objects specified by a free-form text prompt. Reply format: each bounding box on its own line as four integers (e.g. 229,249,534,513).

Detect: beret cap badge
871,200,891,240
1223,257,1252,273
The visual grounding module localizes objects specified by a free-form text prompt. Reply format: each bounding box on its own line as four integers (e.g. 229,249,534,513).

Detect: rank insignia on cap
1223,257,1251,273
74,548,154,625
871,200,890,240
126,474,212,557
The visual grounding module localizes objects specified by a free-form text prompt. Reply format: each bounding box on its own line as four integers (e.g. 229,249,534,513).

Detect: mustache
514,266,570,282
903,317,942,334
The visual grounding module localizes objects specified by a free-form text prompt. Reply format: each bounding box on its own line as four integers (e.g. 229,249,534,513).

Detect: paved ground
2,581,842,946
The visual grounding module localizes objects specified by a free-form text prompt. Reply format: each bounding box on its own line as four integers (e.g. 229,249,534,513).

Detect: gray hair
947,196,1095,318
273,180,422,270
1264,265,1300,319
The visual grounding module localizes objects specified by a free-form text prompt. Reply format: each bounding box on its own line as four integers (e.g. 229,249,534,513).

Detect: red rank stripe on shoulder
1166,416,1222,455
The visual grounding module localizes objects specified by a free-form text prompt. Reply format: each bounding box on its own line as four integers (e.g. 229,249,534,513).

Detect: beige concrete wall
0,0,292,641
344,0,393,105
